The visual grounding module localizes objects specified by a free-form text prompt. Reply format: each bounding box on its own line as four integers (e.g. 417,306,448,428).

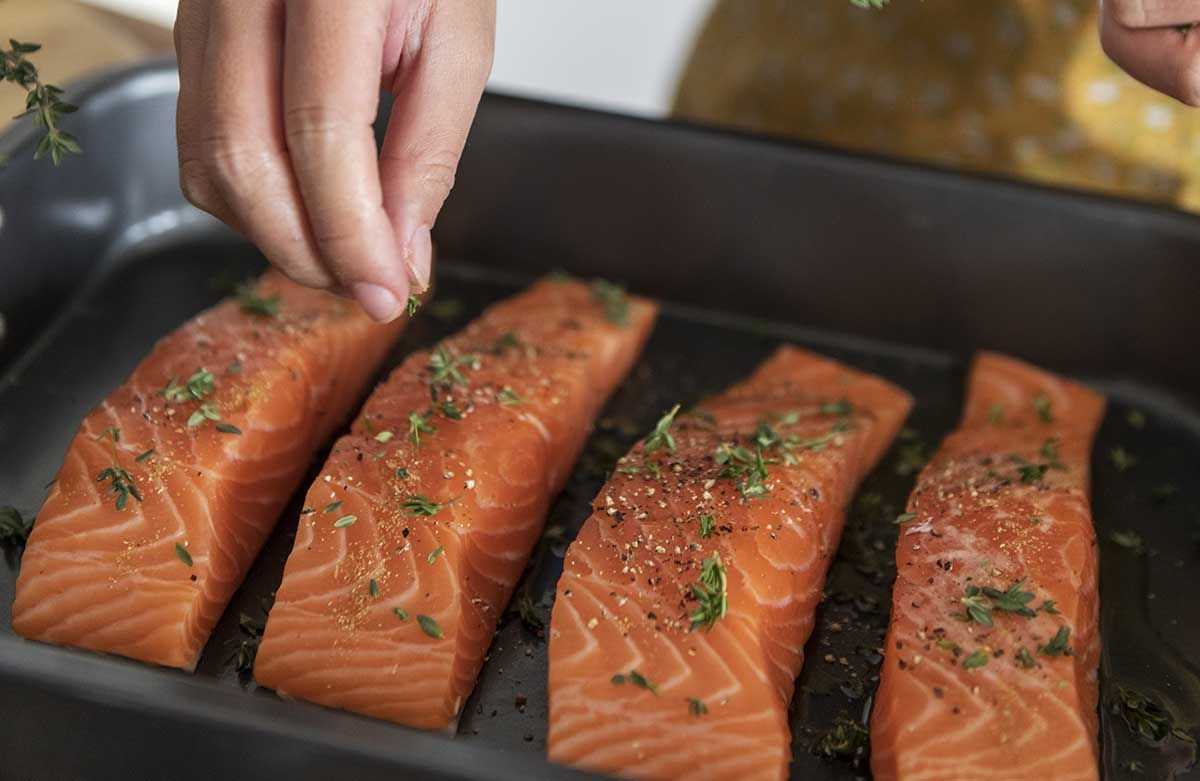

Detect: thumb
380,0,495,291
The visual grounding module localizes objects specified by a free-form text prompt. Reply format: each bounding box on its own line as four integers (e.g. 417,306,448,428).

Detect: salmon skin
547,346,912,780
11,272,404,670
253,277,657,729
871,352,1106,781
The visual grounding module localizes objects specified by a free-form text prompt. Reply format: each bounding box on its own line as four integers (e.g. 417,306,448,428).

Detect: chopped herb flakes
644,404,681,454
323,501,342,513
428,545,445,564
0,506,31,547
1038,625,1071,656
417,614,443,638
715,443,772,500
163,368,215,404
1114,687,1190,745
491,331,521,353
174,542,193,567
611,670,659,695
408,410,435,446
590,279,629,326
496,387,522,406
894,512,917,525
406,295,421,317
952,578,1039,626
135,449,155,463
1110,530,1144,552
962,649,989,669
427,346,477,396
988,403,1005,424
369,579,380,598
811,715,869,760
333,515,357,528
96,464,141,511
1033,394,1053,423
893,435,930,477
1110,447,1137,472
375,430,394,443
236,281,280,318
187,402,221,428
689,553,728,632
393,607,410,621
215,423,242,435
688,698,708,716
1126,410,1147,430
699,514,716,538
1016,646,1036,668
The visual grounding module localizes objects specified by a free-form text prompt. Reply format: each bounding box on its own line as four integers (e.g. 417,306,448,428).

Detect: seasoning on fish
253,277,657,728
547,346,912,780
871,352,1106,781
11,272,406,669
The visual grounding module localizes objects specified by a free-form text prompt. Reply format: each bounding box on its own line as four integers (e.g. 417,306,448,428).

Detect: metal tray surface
1,61,1199,781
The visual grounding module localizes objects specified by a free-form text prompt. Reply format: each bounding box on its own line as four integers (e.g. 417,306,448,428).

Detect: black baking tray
2,60,1199,781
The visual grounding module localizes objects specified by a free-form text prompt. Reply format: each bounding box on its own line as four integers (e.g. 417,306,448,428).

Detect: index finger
282,0,408,321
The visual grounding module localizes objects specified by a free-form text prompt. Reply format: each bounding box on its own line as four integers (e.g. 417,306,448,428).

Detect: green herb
428,545,445,564
417,614,443,638
215,423,241,435
689,553,728,632
333,515,357,528
323,501,342,513
235,281,280,318
96,464,142,511
427,346,477,395
1110,447,1137,472
818,399,854,417
955,587,995,627
611,670,660,695
491,331,521,353
406,294,421,317
1040,438,1060,461
1,40,81,164
395,467,410,479
496,387,522,406
644,404,681,454
1028,515,1041,525
440,399,464,420
1033,394,1053,423
187,402,221,428
1127,410,1147,430
893,436,930,476
688,698,708,716
393,607,409,621
226,361,242,374
408,410,436,446
1039,600,1059,614
162,368,215,404
174,542,193,567
374,430,394,443
229,611,264,673
1110,530,1144,552
428,298,464,321
952,578,1038,626
0,506,32,547
793,420,854,453
135,449,155,463
935,638,961,654
96,427,120,443
590,279,629,326
1038,625,1071,656
715,443,772,500
1016,646,1036,668
1016,462,1047,484
369,578,380,598
811,715,869,760
894,512,917,525
403,494,453,517
513,590,545,633
962,649,989,669
988,403,1005,424
699,514,716,538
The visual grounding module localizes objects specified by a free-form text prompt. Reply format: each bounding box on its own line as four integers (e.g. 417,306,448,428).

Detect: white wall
81,0,716,116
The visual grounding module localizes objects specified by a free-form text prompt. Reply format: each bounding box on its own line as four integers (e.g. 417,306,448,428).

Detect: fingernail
351,282,402,322
405,225,432,292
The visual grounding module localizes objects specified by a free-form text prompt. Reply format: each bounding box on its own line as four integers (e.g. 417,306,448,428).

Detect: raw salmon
547,346,912,780
871,352,1106,781
253,277,657,728
11,272,404,669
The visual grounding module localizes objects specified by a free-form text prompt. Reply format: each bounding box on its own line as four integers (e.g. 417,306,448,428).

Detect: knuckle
178,158,216,211
283,103,352,147
386,146,461,206
199,132,272,198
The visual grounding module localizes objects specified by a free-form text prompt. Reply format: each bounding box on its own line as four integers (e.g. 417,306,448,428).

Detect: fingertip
351,281,407,323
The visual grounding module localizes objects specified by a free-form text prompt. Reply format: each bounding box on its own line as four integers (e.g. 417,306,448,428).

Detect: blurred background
6,0,1200,211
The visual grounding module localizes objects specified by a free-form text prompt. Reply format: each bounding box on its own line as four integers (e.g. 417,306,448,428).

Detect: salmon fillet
870,352,1106,781
547,346,912,780
253,277,657,728
11,272,404,669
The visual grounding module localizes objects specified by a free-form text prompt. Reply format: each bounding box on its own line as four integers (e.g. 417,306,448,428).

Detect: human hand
174,0,495,321
1101,0,1200,105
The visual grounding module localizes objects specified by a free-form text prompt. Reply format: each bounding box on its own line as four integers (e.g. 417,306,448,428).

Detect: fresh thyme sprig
0,505,31,547
689,552,728,632
1,40,81,165
402,494,456,517
94,427,142,511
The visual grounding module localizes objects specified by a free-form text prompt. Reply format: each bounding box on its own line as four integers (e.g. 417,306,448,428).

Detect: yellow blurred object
0,0,170,133
675,0,1200,212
